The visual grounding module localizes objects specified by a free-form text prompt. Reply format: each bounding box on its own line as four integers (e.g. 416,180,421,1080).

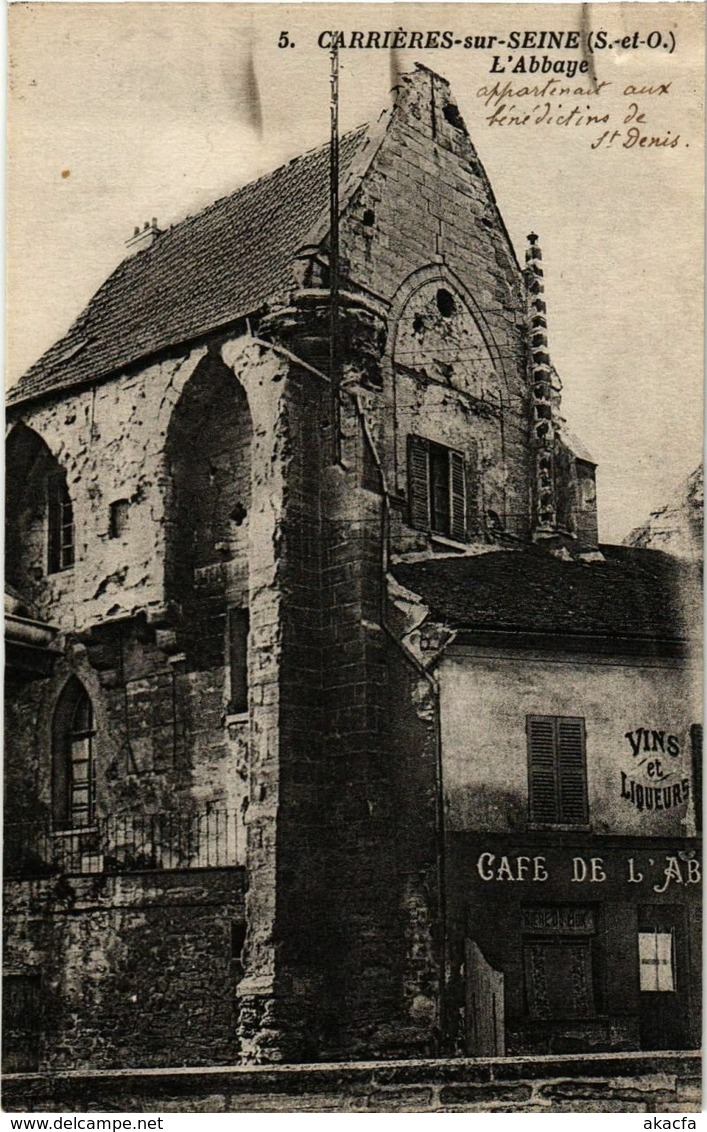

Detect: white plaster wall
439,649,701,837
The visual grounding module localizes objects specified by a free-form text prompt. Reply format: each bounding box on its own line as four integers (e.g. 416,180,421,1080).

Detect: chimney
125,218,161,254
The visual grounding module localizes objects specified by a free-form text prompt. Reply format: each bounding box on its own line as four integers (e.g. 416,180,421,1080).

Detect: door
637,905,690,1050
465,938,505,1056
2,974,41,1072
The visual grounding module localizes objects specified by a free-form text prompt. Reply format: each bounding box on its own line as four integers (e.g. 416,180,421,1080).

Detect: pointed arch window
53,681,96,828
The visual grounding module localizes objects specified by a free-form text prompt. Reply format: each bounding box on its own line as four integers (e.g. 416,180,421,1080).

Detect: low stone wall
3,1051,700,1113
4,870,245,1071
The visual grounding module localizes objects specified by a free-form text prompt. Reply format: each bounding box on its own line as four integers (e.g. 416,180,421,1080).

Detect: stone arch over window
52,677,95,829
388,265,511,402
384,266,516,535
164,353,253,674
6,423,75,606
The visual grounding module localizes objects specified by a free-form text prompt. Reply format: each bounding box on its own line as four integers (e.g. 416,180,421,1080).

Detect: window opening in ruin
227,608,249,715
53,680,96,830
436,288,456,318
526,715,588,826
231,921,246,972
362,208,375,227
442,102,464,129
47,474,74,573
109,499,130,539
408,435,466,542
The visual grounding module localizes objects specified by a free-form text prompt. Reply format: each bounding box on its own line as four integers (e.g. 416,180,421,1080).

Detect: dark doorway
2,974,41,1072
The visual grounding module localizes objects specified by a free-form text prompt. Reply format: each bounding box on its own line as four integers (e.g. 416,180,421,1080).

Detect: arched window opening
6,424,75,602
52,680,96,829
165,357,253,594
164,356,253,686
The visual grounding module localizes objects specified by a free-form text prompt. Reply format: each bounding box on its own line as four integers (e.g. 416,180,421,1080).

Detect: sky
7,2,704,542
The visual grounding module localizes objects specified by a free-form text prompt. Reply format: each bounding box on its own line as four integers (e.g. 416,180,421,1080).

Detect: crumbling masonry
4,65,699,1073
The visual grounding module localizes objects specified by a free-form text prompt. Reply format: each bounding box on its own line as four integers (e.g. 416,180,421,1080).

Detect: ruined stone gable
335,67,531,547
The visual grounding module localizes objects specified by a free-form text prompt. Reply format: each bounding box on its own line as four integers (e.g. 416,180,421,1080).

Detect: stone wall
3,870,245,1071
3,615,249,831
3,1051,700,1113
338,68,533,548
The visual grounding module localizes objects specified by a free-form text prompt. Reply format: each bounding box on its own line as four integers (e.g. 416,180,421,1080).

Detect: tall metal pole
329,37,341,465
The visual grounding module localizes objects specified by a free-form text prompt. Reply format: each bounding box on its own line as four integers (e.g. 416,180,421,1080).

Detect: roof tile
10,125,370,406
390,544,700,642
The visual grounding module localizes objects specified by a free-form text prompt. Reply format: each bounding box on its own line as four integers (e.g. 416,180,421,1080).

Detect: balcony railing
4,810,241,877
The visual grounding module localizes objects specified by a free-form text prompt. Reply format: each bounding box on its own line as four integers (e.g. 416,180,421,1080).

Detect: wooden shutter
408,435,430,530
527,716,559,823
557,717,588,824
528,716,588,825
449,450,467,542
465,439,479,538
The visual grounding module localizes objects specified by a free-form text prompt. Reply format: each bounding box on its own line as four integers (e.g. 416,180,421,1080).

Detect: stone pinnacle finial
525,232,560,539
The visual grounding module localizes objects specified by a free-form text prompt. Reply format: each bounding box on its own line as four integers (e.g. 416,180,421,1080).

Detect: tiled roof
390,545,700,642
9,125,371,406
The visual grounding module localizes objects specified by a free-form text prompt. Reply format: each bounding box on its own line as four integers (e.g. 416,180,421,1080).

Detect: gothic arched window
52,680,96,829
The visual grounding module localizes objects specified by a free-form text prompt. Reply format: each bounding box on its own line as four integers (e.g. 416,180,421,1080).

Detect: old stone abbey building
4,67,701,1073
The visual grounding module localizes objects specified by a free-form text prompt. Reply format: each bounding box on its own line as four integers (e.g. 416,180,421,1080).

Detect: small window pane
71,760,90,784
429,445,451,536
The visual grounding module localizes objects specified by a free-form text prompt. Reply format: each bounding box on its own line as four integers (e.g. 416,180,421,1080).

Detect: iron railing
4,810,241,877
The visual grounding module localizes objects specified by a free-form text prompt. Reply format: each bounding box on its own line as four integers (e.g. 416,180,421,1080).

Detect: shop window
527,715,588,826
524,940,595,1019
47,474,74,573
2,974,41,1072
638,931,675,992
408,435,466,541
52,679,96,829
227,608,249,714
